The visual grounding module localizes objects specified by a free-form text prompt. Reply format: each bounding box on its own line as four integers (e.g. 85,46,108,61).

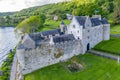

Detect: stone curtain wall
82,25,103,53
22,40,82,75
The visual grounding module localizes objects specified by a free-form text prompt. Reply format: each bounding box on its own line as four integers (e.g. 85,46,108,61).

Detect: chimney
92,15,101,20
60,21,65,34
49,35,54,45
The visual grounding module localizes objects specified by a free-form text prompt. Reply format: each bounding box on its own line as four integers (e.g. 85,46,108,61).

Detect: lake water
0,27,19,66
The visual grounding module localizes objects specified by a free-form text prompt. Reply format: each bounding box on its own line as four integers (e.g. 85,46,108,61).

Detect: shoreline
0,27,19,67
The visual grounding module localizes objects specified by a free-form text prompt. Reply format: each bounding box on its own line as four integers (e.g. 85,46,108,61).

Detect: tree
39,14,46,23
3,15,10,24
114,0,120,24
15,16,45,35
72,2,102,16
72,8,81,16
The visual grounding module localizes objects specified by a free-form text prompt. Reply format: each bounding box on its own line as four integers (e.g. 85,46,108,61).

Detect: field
40,20,71,32
25,53,120,80
94,37,120,55
110,24,120,34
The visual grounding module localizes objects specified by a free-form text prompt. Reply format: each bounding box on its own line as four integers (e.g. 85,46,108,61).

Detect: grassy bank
40,20,71,32
0,49,16,80
110,24,120,34
25,53,120,80
94,37,120,55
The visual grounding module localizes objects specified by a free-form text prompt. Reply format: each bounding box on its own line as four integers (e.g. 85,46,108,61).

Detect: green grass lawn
40,20,71,32
94,37,120,55
110,24,120,34
25,53,120,80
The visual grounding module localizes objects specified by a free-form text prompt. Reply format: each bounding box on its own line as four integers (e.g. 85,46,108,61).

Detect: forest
0,0,119,27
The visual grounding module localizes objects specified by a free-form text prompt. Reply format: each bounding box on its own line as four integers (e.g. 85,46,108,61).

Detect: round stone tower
16,44,25,69
103,22,110,40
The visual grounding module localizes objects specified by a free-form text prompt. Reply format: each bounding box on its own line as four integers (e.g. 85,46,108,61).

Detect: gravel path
89,50,120,61
110,34,120,38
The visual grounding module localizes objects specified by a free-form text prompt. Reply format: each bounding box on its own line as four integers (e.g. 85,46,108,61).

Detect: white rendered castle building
16,15,110,74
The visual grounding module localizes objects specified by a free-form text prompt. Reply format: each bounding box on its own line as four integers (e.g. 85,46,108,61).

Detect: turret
16,44,25,69
102,18,110,40
49,35,54,45
60,21,66,34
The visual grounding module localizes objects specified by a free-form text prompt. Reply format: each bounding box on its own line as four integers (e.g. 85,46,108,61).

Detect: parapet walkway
88,50,120,61
10,54,17,80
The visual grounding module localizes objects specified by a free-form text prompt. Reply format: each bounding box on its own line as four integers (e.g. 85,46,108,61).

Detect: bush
0,49,16,80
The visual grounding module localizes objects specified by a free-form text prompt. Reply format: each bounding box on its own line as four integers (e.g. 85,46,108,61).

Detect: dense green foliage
94,37,120,55
15,14,46,34
114,0,120,24
0,12,14,17
0,12,17,26
0,49,16,80
0,0,117,27
25,53,120,80
110,24,120,34
70,0,114,17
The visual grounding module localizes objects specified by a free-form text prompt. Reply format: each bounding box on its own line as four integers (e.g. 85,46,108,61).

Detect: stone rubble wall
20,40,82,75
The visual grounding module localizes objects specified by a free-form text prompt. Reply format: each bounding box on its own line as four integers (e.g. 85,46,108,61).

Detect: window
73,25,75,28
77,30,79,33
71,31,72,34
78,37,80,40
88,36,89,39
87,24,89,27
88,30,90,32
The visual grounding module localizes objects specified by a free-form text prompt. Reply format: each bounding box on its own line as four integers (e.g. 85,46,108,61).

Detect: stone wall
103,24,110,40
82,25,103,53
17,40,82,75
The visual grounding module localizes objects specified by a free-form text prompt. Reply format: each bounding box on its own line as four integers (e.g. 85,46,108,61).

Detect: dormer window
73,25,75,28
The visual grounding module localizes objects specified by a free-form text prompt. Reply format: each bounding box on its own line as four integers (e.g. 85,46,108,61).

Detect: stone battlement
17,40,83,74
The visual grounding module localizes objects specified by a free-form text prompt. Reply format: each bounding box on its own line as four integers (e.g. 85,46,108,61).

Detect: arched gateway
87,43,90,51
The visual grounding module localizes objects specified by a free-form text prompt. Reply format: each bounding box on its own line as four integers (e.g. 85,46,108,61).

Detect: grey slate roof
101,18,109,24
29,33,44,42
75,16,109,27
91,18,101,26
41,29,62,36
75,16,87,27
53,34,75,43
17,43,25,49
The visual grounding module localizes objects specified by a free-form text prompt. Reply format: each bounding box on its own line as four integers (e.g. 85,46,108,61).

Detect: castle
16,15,110,75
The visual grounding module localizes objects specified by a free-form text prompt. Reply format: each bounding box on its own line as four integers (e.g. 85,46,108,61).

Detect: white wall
67,17,82,40
16,49,25,69
103,24,110,40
